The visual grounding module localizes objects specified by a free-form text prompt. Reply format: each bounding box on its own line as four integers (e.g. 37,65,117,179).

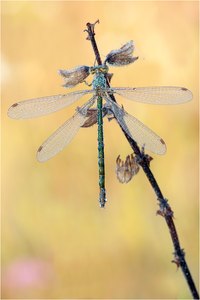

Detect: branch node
172,249,185,269
85,20,100,40
135,146,153,166
157,198,174,218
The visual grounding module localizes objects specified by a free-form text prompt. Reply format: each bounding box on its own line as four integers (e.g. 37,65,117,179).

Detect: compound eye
102,66,108,73
89,67,95,74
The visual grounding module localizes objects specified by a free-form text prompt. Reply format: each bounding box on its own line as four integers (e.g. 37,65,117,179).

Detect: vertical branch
85,20,199,299
86,20,102,65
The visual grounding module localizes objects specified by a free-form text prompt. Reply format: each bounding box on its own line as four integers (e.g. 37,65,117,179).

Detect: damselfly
8,41,193,207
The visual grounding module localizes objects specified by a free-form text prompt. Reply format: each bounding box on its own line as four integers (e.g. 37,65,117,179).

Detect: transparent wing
8,90,93,119
37,97,95,162
105,96,166,155
112,86,192,104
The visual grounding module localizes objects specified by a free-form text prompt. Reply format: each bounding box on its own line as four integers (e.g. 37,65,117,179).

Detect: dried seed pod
116,154,140,183
106,72,113,83
104,41,138,66
81,109,98,127
81,107,108,128
58,66,90,88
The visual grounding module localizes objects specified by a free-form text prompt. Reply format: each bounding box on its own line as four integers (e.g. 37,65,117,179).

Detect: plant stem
85,20,199,299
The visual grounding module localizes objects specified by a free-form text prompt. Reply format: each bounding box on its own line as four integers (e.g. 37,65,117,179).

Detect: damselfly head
116,154,140,183
105,41,138,67
58,66,90,88
90,65,109,75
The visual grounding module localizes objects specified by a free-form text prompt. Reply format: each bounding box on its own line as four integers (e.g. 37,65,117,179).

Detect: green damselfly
8,41,192,207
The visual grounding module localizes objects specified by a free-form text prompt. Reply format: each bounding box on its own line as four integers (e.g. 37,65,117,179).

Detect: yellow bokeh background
2,1,198,299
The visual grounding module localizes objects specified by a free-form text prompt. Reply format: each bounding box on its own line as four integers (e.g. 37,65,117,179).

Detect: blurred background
2,1,198,299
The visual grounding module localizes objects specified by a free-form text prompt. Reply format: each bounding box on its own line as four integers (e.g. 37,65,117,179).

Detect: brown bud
105,41,138,67
58,66,90,88
116,153,140,183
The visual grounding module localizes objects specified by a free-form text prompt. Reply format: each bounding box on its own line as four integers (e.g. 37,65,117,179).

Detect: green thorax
90,65,108,90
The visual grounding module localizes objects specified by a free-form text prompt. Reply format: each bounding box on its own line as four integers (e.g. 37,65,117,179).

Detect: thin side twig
85,20,199,299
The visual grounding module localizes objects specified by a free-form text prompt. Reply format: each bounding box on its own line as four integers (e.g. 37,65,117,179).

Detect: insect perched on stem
8,41,192,207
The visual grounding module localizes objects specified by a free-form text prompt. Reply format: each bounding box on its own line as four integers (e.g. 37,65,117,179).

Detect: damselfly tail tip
99,188,107,208
100,203,105,208
99,199,107,208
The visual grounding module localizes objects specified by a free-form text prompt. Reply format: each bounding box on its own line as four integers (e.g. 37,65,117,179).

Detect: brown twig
85,20,199,299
